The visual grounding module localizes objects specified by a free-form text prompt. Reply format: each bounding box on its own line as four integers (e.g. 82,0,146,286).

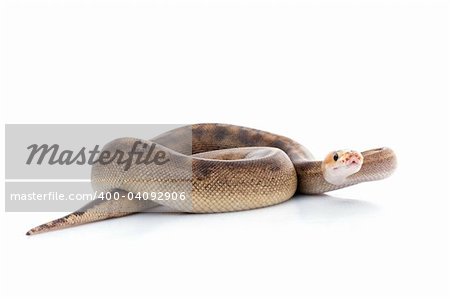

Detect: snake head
322,150,364,185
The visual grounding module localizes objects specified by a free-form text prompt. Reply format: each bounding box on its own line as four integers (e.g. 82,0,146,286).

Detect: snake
26,123,397,235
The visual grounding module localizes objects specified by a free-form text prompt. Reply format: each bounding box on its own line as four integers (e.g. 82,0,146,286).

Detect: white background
1,0,449,298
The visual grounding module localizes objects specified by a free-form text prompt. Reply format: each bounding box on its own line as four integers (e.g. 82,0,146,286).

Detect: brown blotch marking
214,126,228,141
192,126,205,139
194,161,215,180
252,133,263,143
51,217,69,225
269,162,281,172
271,140,287,150
238,129,253,145
72,211,85,217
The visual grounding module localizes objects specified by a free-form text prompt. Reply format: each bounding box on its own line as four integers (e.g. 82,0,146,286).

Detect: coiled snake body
27,124,397,235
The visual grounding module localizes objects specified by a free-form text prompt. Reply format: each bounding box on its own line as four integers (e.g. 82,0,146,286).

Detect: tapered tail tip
26,226,45,236
25,216,71,236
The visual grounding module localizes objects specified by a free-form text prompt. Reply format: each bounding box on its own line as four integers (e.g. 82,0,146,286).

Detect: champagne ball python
27,123,397,235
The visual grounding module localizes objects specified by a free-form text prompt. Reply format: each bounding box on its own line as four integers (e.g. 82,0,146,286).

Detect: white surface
1,0,449,298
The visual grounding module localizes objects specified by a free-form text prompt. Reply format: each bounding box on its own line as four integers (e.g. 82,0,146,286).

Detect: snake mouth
347,161,360,167
333,161,361,170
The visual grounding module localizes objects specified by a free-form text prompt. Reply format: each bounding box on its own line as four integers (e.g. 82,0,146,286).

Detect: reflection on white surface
137,193,379,218
288,194,380,221
89,194,380,237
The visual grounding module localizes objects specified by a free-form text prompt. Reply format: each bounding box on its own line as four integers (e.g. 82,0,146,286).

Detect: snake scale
26,123,397,235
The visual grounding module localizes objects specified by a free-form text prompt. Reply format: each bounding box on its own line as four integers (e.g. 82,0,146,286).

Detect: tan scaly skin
26,124,397,235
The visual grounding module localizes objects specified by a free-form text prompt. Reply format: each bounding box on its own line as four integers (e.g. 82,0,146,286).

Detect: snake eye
333,153,339,161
